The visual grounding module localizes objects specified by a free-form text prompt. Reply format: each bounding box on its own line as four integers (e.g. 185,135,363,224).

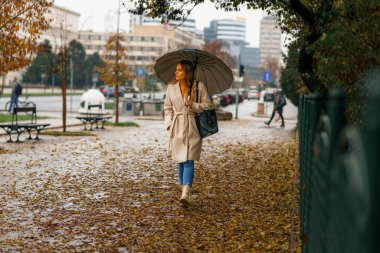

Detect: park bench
76,104,112,130
0,106,50,142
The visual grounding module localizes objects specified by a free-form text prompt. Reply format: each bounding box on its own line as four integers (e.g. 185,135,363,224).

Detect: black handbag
193,81,218,138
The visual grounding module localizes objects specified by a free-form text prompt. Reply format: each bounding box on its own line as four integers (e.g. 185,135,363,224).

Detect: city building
42,5,80,52
129,14,198,35
78,30,170,74
132,25,204,52
241,47,260,68
259,15,282,68
240,46,261,82
204,18,246,57
78,25,204,89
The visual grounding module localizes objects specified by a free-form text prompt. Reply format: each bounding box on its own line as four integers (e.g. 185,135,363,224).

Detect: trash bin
121,98,141,116
142,99,164,116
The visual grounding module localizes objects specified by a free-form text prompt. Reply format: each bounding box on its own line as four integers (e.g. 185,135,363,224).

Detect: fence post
302,93,322,252
307,89,346,252
298,94,307,242
327,88,346,164
363,80,380,252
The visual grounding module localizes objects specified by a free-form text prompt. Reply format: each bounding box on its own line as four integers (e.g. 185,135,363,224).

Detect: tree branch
0,0,13,9
288,0,316,26
0,0,47,31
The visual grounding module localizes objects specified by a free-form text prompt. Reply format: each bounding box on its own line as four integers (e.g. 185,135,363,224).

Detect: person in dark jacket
265,90,286,127
8,78,23,112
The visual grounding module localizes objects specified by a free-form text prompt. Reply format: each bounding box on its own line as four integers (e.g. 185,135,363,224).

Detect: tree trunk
298,29,327,96
61,49,67,132
115,84,119,123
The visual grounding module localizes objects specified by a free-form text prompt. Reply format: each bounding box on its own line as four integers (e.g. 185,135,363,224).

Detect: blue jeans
178,160,194,187
8,95,18,112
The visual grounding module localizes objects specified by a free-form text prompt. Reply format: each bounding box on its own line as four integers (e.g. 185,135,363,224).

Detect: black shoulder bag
193,81,218,138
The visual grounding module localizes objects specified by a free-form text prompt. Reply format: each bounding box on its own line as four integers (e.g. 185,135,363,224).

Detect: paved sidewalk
0,114,298,252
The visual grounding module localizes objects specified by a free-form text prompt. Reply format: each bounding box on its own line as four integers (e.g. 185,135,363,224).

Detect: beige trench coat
164,81,211,163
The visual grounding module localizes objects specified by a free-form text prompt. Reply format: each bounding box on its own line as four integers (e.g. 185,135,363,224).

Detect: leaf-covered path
0,119,300,252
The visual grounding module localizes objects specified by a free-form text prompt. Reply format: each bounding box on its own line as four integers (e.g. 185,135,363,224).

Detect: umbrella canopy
154,48,233,96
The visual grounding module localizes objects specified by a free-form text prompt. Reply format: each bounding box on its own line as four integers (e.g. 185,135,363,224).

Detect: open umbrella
154,48,233,96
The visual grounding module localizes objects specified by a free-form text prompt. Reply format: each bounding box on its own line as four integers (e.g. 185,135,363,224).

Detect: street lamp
41,73,46,93
92,72,99,89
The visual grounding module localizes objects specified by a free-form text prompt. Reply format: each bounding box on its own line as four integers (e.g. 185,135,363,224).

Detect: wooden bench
0,106,50,142
76,104,112,131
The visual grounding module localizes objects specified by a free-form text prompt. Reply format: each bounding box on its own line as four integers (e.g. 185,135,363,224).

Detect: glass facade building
204,18,246,57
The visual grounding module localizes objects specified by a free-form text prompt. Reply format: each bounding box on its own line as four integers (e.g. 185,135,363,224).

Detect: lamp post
70,57,74,112
114,0,121,123
41,73,46,93
92,72,99,89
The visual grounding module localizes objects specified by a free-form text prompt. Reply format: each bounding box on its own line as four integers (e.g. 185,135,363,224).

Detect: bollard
257,102,265,114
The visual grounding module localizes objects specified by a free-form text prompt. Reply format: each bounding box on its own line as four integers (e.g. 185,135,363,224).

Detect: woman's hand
185,96,193,109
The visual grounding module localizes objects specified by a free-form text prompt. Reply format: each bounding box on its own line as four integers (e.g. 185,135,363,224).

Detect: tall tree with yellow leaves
95,34,129,123
0,0,52,74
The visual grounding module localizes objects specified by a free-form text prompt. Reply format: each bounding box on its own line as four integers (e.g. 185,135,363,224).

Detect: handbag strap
196,81,199,103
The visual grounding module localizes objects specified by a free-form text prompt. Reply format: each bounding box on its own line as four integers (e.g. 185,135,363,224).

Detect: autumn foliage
0,0,52,73
95,34,130,86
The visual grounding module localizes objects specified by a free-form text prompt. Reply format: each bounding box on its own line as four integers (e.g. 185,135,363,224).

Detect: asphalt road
0,94,298,120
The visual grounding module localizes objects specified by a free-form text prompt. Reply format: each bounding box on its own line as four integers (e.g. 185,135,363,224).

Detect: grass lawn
0,113,49,123
104,121,139,127
105,102,114,110
40,131,96,137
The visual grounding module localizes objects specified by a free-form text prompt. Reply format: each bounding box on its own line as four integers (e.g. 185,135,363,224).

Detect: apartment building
78,30,170,74
259,15,282,68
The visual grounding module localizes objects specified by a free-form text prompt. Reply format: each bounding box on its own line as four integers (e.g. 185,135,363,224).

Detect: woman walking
265,90,285,127
164,60,211,207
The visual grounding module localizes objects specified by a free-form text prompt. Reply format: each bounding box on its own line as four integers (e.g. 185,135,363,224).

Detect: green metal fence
298,87,380,252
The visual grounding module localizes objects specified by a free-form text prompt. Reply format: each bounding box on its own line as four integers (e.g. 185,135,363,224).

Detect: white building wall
78,31,170,74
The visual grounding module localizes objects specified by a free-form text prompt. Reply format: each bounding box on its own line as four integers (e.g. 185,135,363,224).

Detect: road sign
136,67,145,76
262,72,272,82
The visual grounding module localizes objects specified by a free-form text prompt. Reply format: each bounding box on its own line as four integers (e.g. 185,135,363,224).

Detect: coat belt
171,111,195,146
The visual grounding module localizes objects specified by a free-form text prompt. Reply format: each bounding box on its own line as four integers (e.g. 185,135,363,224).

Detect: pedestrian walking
265,90,286,127
8,78,23,113
163,60,211,207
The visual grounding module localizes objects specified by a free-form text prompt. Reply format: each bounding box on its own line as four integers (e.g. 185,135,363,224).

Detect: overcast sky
53,0,264,47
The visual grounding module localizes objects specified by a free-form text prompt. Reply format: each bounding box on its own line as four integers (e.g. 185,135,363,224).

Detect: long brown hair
179,60,198,101
179,60,195,88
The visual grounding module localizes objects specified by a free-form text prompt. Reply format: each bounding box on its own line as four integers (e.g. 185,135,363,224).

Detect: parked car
260,88,276,102
247,89,260,100
99,85,125,97
239,89,249,100
222,90,243,104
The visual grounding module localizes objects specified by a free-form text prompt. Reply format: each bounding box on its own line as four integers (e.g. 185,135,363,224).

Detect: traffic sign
136,67,145,76
262,72,272,81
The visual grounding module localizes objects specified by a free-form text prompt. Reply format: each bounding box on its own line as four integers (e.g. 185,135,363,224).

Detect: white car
247,89,260,100
260,88,277,102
